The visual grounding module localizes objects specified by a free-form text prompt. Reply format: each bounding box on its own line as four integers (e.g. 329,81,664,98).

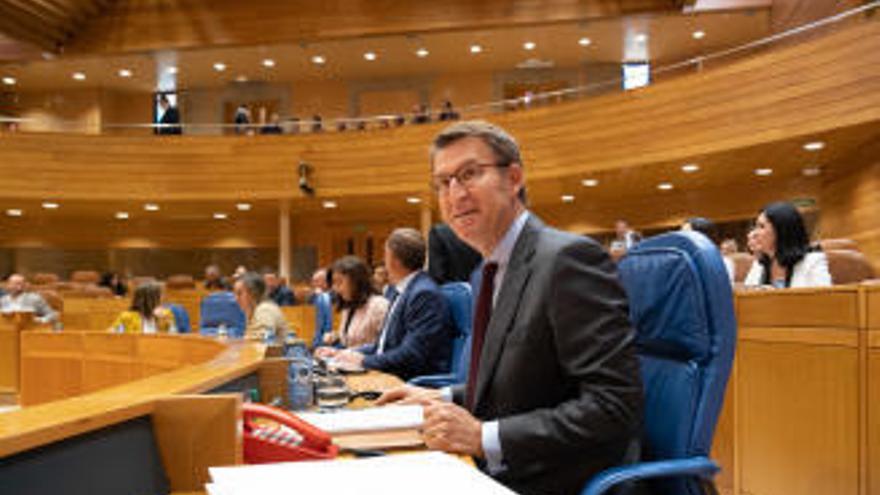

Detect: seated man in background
309,268,333,349
0,273,59,326
234,271,291,340
264,271,296,306
203,264,231,291
325,228,455,380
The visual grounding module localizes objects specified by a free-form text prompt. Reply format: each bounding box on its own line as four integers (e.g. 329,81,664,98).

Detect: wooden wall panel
869,347,880,495
820,159,880,274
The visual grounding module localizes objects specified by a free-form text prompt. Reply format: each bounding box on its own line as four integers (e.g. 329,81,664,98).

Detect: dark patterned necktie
466,261,498,410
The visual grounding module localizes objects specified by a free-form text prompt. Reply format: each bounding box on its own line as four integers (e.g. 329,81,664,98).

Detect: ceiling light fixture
115,212,129,220
2,76,16,85
416,48,429,58
235,75,248,82
311,55,326,65
41,202,59,209
470,44,483,54
236,203,252,211
802,166,822,177
5,209,23,217
118,69,132,78
363,52,377,61
803,141,825,151
692,30,706,40
213,62,226,72
406,197,422,204
167,67,178,75
523,41,536,51
322,200,338,209
144,203,160,211
681,163,700,173
72,72,86,81
561,195,575,203
634,34,648,43
581,179,599,187
578,37,592,47
754,168,773,176
213,212,228,220
262,58,275,68
657,182,674,190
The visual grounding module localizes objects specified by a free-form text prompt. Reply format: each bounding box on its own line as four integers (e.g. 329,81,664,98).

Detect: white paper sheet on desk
208,451,516,494
294,404,423,434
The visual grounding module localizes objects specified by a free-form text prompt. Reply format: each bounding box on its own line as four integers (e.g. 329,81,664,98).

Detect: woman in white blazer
744,201,832,288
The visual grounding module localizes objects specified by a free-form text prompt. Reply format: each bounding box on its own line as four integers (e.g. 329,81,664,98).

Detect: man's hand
376,385,442,406
333,349,365,368
422,402,484,458
313,346,339,359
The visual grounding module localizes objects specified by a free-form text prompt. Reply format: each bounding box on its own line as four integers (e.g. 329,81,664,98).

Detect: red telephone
243,403,339,464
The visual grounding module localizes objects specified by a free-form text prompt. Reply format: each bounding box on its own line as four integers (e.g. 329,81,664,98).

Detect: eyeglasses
431,162,501,194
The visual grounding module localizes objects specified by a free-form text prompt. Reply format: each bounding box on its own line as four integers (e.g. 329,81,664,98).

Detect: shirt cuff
481,421,505,475
439,386,453,402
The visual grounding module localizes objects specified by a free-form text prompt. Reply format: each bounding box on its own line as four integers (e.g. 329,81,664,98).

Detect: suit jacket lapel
474,215,541,410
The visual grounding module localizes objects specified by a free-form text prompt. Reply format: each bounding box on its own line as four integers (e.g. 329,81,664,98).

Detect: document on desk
208,451,516,494
295,404,423,434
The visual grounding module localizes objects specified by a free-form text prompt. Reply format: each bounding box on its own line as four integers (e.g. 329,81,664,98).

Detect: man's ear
507,163,524,195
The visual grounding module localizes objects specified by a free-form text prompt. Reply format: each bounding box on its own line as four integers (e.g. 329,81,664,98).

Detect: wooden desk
0,312,35,394
865,284,880,495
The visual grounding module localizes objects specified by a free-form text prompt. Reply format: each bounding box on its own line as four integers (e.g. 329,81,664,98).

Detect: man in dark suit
156,94,181,135
427,222,482,284
379,121,643,495
331,228,455,381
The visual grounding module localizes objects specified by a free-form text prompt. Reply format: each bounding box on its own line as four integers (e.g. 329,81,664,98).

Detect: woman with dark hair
99,271,128,297
317,256,388,349
744,201,831,288
109,282,176,333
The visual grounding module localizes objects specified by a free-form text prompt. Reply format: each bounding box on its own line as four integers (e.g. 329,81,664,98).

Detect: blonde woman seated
744,201,832,288
316,256,388,354
109,282,176,334
233,271,291,340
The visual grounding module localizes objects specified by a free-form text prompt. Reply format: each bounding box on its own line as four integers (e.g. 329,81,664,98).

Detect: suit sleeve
362,288,449,376
497,239,643,468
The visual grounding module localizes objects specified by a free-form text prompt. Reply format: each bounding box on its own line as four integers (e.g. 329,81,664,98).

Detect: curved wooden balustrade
0,333,264,458
0,21,878,202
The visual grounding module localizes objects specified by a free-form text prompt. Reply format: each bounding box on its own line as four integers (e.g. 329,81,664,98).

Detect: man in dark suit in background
331,228,455,380
427,222,482,284
379,121,643,495
156,94,181,135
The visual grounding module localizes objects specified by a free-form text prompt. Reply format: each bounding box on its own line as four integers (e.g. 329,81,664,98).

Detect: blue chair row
198,291,246,338
408,282,472,387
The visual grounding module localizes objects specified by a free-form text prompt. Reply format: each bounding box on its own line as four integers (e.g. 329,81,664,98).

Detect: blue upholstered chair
408,282,473,387
165,303,191,333
581,231,737,495
199,291,246,338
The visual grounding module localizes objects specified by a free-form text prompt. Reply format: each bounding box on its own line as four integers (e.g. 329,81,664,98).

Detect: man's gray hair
429,120,527,203
239,271,267,301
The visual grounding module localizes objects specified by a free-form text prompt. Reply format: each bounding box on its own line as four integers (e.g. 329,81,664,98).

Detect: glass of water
314,374,350,410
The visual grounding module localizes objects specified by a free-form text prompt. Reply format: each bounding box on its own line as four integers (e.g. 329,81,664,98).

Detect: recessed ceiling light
117,69,132,78
470,44,483,54
803,141,825,151
213,212,228,220
167,67,178,75
144,203,160,211
115,212,129,220
236,203,252,211
657,182,674,190
692,30,706,40
581,179,599,187
322,200,337,209
561,194,575,203
41,202,59,209
406,197,421,204
634,34,648,43
311,55,326,65
213,62,226,72
578,37,592,47
5,209,23,217
681,163,700,173
415,48,429,58
754,168,773,176
802,166,822,177
523,41,536,51
72,72,86,81
262,58,275,68
363,52,377,61
235,75,248,82
2,76,16,86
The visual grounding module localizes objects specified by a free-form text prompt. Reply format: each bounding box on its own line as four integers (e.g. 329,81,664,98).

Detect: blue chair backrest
617,231,736,494
440,282,473,381
165,303,191,333
199,291,246,338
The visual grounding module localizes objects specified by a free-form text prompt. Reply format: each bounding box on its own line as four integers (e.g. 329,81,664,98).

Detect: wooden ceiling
0,0,117,53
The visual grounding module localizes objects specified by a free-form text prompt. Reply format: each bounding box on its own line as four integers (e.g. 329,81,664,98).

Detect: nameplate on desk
207,452,516,495
296,405,423,434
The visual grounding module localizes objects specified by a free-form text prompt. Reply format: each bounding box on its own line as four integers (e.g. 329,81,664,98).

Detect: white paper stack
295,404,424,434
207,451,516,495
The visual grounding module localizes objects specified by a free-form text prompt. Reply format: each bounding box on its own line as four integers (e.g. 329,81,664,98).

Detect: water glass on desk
315,374,350,410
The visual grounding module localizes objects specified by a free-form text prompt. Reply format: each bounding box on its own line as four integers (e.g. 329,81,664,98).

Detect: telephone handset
243,402,339,463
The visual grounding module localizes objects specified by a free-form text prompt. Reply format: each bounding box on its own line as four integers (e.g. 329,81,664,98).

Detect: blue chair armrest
580,456,719,495
408,374,457,388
